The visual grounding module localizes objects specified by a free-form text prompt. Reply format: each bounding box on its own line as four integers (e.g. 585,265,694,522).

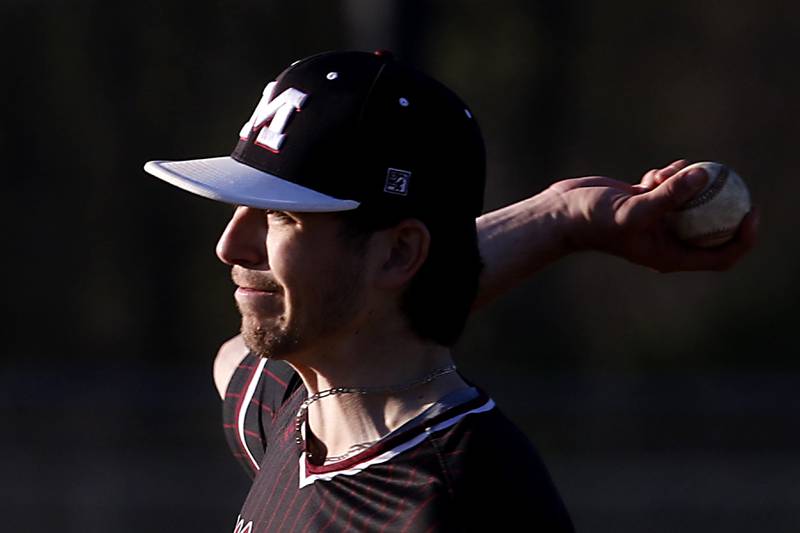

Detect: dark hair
336,205,483,347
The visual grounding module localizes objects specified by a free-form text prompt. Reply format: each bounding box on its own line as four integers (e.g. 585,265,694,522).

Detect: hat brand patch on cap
144,50,486,219
385,168,411,196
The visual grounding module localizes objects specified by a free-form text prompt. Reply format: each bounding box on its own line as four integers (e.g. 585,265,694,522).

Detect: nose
216,206,269,269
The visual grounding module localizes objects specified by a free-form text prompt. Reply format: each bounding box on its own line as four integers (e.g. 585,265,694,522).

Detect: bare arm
474,189,572,309
474,160,758,309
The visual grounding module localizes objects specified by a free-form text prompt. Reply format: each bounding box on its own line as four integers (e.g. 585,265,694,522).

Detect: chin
241,318,303,361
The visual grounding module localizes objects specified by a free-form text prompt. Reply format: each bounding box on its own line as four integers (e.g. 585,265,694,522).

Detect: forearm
473,162,757,300
474,187,573,309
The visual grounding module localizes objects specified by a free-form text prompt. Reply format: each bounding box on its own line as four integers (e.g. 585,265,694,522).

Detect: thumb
627,166,709,221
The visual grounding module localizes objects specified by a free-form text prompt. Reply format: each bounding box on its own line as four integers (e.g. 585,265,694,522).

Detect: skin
222,209,367,364
213,159,758,461
474,159,758,307
216,207,469,462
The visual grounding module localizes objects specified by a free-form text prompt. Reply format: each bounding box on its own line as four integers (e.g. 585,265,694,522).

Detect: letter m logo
232,514,253,533
239,81,308,153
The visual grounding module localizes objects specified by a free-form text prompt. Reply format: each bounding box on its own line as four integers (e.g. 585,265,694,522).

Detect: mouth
231,267,282,293
236,286,279,294
234,285,283,316
231,267,284,314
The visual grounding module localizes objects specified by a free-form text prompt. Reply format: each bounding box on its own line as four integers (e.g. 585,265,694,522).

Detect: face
216,207,369,361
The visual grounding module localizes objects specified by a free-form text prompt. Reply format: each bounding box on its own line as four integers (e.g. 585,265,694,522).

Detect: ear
373,219,430,290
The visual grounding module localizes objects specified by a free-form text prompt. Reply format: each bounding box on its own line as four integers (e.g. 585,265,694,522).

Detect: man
145,50,756,532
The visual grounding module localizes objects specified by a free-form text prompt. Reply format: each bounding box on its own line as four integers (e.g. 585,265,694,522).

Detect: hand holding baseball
548,159,759,272
649,161,751,248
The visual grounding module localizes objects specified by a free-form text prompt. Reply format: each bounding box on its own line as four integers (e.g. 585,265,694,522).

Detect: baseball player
145,50,756,532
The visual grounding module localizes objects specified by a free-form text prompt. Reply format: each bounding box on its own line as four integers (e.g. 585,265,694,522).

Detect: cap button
373,49,394,60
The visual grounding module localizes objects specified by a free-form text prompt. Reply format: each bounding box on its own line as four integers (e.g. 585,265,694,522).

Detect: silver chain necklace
295,364,458,461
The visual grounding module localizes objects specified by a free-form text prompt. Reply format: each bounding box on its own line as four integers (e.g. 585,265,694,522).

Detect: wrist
541,184,585,255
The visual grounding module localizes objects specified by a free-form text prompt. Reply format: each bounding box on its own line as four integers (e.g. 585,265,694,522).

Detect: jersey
223,353,574,532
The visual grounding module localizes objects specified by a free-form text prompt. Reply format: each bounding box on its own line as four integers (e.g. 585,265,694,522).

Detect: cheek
266,236,315,301
266,234,295,279
267,230,367,300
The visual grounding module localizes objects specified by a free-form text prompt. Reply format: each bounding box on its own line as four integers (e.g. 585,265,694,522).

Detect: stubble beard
240,313,302,360
238,262,366,361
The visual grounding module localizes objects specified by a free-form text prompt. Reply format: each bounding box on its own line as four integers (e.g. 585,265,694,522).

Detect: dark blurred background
2,1,798,531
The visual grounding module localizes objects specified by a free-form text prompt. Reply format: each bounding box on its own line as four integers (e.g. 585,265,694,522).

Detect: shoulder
431,398,574,531
213,334,249,399
220,352,303,476
431,400,544,475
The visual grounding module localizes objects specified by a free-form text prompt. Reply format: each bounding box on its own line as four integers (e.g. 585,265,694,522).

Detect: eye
266,209,295,223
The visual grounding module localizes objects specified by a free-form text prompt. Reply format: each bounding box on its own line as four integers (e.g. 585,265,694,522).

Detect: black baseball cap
144,50,486,221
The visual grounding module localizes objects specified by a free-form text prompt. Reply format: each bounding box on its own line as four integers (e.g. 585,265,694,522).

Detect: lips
234,286,284,316
231,267,284,315
231,266,282,293
236,286,279,294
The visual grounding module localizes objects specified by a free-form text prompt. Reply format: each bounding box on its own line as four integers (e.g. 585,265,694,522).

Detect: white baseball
666,162,751,247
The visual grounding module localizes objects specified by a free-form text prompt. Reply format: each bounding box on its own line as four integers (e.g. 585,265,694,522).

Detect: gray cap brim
144,156,360,212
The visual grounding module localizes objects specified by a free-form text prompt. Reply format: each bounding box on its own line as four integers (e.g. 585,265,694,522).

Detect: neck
285,315,469,464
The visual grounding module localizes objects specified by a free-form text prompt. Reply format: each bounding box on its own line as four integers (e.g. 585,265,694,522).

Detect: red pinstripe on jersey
223,355,574,532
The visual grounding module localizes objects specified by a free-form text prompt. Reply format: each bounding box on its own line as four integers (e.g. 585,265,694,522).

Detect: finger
660,207,759,272
740,206,760,246
724,207,760,262
640,168,661,189
625,165,709,224
639,160,689,189
653,159,690,185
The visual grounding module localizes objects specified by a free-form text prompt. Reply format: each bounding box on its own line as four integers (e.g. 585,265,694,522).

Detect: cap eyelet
326,72,339,80
399,97,409,107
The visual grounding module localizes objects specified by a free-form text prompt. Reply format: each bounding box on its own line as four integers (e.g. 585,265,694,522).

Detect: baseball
666,161,752,247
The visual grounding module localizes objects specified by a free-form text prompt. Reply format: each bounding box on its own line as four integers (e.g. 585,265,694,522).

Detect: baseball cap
144,50,486,221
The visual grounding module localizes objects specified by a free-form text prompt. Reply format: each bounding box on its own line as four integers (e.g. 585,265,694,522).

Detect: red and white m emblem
239,82,308,152
232,514,253,533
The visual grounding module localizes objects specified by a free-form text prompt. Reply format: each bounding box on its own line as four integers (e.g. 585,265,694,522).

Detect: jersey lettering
239,82,308,152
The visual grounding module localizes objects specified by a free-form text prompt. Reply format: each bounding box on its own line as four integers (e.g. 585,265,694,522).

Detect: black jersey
223,354,573,532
